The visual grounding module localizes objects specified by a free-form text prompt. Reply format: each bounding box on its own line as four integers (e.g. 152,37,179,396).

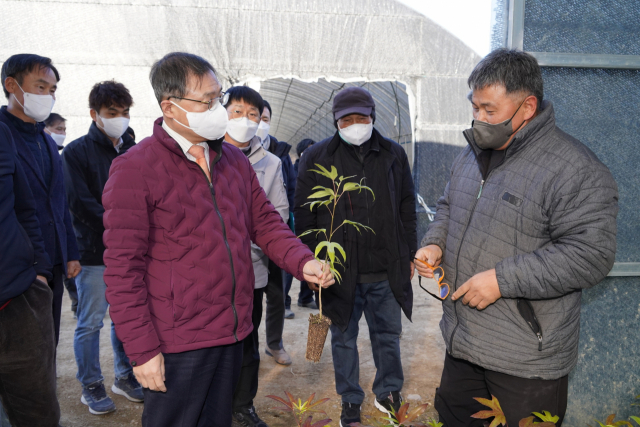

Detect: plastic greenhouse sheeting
0,0,479,165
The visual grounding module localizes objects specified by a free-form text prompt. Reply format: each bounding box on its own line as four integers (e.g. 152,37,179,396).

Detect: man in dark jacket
102,52,333,427
62,80,140,415
0,54,81,348
415,49,618,426
0,121,60,427
295,87,417,427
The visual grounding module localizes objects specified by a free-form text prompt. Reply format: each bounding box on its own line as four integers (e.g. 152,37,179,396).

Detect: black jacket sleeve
397,148,417,256
62,143,105,233
281,154,296,211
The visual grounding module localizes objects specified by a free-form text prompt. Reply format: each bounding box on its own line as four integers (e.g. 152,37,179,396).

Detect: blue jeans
330,280,404,404
73,265,132,387
0,408,9,427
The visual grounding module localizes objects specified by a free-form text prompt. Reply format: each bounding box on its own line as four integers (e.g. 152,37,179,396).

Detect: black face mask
470,99,526,150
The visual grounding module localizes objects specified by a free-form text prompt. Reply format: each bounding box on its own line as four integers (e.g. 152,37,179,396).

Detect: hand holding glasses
414,258,450,300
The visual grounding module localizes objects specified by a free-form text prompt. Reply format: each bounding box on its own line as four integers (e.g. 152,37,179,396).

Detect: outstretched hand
303,259,334,290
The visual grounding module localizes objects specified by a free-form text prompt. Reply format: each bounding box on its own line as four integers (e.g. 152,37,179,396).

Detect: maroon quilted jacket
103,118,314,367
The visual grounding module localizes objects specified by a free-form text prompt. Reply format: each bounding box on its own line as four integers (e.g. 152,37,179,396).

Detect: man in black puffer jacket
416,49,618,427
62,80,140,415
295,87,417,427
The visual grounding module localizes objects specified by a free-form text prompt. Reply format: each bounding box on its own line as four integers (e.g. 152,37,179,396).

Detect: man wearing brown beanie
295,86,417,427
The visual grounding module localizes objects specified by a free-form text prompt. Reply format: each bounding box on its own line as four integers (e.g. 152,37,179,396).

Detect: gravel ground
57,276,446,426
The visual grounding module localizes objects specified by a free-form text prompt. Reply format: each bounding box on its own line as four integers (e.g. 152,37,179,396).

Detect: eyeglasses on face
414,258,450,301
168,92,230,110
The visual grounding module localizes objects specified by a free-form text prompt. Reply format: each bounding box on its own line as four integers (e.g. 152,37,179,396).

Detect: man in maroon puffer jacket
102,52,333,427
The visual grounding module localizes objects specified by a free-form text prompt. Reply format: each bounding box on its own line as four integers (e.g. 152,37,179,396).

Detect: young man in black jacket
295,87,417,427
62,80,140,415
0,121,60,427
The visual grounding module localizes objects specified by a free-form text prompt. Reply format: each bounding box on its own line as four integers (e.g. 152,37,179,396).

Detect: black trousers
142,342,243,427
0,280,60,427
49,264,64,346
265,260,284,350
233,288,264,411
436,352,568,427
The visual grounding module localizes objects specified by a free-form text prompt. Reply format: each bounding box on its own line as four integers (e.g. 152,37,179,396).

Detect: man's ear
160,100,175,119
523,95,538,121
4,77,17,96
89,109,97,122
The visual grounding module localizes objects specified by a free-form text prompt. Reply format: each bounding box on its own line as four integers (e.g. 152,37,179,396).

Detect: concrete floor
56,277,446,426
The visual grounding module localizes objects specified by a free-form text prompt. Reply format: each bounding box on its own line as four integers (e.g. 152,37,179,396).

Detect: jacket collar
0,106,44,135
463,100,556,158
153,117,223,165
244,136,268,166
87,121,135,152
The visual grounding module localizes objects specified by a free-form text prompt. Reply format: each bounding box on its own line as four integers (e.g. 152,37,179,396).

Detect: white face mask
256,121,270,143
339,122,373,146
49,132,66,147
97,115,130,139
226,117,260,143
171,101,228,141
14,83,55,122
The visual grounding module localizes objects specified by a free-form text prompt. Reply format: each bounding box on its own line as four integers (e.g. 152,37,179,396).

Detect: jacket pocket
517,299,543,351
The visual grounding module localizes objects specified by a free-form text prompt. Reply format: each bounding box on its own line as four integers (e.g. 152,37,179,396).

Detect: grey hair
467,48,543,109
149,52,216,104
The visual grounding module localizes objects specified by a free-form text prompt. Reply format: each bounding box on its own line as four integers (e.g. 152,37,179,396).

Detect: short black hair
296,138,315,157
2,54,60,98
224,86,264,116
44,113,66,127
263,99,272,117
149,52,217,104
89,80,133,112
468,48,543,109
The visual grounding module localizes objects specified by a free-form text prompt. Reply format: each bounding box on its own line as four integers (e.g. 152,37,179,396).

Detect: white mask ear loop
12,83,26,109
170,101,193,130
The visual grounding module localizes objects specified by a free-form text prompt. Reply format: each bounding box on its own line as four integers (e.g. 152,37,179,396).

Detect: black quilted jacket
422,102,618,380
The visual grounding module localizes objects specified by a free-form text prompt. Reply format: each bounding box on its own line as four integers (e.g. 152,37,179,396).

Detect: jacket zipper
449,179,484,352
361,163,374,270
196,163,239,342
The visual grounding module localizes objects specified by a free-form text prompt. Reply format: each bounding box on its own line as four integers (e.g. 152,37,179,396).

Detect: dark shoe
81,382,116,415
375,391,403,417
233,406,268,427
297,300,318,309
112,373,144,402
340,402,361,427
